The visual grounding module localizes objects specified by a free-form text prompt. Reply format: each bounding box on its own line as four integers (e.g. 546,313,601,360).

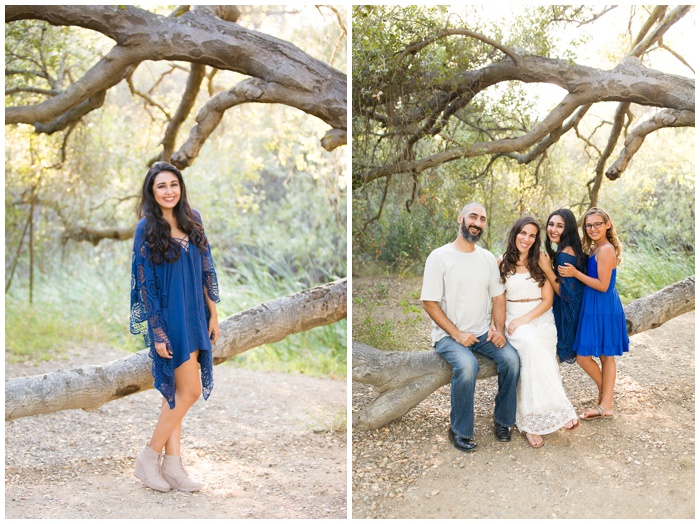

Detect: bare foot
564,418,580,431
580,405,614,420
525,432,544,448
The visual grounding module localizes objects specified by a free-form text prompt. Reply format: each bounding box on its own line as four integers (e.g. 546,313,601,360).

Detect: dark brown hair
499,215,546,286
137,161,208,264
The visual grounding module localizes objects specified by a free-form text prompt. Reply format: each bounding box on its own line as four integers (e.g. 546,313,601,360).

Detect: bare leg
576,355,603,400
149,351,201,453
598,355,616,412
161,397,182,456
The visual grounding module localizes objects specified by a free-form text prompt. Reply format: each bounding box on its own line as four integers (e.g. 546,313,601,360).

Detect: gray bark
352,276,694,430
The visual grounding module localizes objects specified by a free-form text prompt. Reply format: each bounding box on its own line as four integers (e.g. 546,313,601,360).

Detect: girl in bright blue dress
559,207,629,420
538,208,587,364
130,162,220,492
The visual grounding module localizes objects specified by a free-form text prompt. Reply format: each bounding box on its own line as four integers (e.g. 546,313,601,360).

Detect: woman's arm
559,244,615,292
538,252,560,296
507,280,554,335
205,285,220,343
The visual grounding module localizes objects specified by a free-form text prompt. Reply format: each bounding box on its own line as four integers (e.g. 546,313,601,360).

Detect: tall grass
616,237,695,305
217,246,346,377
5,242,346,377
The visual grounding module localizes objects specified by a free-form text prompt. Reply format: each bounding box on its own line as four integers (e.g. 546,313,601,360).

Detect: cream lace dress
505,271,577,435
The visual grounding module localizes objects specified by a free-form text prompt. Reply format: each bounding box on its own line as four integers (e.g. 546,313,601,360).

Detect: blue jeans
435,333,519,439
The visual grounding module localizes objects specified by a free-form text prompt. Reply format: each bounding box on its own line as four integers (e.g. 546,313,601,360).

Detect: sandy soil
5,346,347,519
352,276,694,519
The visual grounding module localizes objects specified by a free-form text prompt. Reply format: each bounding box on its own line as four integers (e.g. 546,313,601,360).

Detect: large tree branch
5,5,347,134
354,55,694,185
606,108,695,180
61,224,136,245
353,276,694,430
5,278,347,421
161,63,206,162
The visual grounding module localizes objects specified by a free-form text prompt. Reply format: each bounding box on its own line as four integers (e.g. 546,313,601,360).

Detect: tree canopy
352,5,694,211
5,5,347,275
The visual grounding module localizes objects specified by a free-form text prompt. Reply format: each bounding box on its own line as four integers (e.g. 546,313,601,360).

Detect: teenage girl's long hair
137,161,208,264
544,208,587,280
581,207,622,266
499,215,546,286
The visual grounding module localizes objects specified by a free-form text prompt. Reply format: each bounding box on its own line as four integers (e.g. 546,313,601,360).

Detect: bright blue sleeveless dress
573,251,629,357
552,252,584,364
130,210,220,408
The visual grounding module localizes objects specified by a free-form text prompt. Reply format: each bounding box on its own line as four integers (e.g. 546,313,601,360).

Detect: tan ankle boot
134,445,170,492
161,455,203,492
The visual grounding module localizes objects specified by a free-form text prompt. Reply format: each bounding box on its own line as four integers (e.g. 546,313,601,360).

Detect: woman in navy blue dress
130,161,220,492
559,207,629,420
538,209,586,364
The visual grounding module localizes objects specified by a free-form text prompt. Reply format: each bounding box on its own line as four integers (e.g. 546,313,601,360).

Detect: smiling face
152,170,181,212
516,223,539,256
584,213,610,243
459,204,487,242
546,214,566,245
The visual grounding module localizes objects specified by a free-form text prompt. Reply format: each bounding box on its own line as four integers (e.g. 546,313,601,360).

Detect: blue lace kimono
130,210,220,408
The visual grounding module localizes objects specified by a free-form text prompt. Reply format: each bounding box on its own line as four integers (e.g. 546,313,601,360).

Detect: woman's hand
208,317,220,344
558,262,577,278
154,341,172,359
538,251,551,271
507,317,525,336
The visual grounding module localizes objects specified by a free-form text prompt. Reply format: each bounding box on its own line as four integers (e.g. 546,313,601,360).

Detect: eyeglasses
584,222,605,231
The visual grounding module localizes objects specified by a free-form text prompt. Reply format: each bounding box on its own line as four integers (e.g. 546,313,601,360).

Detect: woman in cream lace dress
499,216,578,448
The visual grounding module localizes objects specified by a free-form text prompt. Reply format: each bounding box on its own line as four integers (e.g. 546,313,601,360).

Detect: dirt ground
352,276,694,519
5,346,347,519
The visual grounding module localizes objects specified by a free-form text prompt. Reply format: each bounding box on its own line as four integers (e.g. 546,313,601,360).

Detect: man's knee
496,344,520,371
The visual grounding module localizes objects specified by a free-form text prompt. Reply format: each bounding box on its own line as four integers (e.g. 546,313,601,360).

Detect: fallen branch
353,276,694,430
5,278,347,421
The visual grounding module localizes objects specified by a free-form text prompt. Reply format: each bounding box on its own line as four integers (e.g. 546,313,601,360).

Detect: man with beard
420,202,519,452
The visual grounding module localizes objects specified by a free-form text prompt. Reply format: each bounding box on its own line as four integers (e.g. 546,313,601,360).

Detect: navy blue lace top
130,210,220,408
552,251,584,364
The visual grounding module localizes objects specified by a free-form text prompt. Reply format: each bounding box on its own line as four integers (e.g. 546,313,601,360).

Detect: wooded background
352,5,694,281
351,5,694,429
5,5,348,383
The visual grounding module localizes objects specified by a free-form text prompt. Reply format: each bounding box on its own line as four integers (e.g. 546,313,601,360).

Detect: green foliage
616,238,695,305
4,7,347,377
352,283,425,351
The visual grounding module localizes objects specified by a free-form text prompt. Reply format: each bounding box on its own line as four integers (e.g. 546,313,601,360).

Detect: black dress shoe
448,428,477,452
494,423,512,442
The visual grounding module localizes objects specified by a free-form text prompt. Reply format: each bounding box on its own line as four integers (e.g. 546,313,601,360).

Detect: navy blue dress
130,210,220,408
573,252,629,357
552,252,584,364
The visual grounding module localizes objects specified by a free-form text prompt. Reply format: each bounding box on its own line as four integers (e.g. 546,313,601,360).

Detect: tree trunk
352,276,694,431
5,279,346,421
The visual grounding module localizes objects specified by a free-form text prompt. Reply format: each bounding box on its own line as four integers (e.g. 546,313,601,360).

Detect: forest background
5,5,348,378
350,6,694,518
352,5,695,335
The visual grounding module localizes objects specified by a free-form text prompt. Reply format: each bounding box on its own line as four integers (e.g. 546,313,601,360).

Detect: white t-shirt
420,243,505,345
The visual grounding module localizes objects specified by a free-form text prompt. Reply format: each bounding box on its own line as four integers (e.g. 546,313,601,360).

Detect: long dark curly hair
137,161,207,264
544,208,587,280
499,215,546,286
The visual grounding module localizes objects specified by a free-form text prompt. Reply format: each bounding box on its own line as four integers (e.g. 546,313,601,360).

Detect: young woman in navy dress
559,207,629,420
538,209,587,365
130,161,220,491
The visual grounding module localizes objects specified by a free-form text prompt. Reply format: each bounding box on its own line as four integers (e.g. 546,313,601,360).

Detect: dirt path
5,347,346,519
352,276,694,519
